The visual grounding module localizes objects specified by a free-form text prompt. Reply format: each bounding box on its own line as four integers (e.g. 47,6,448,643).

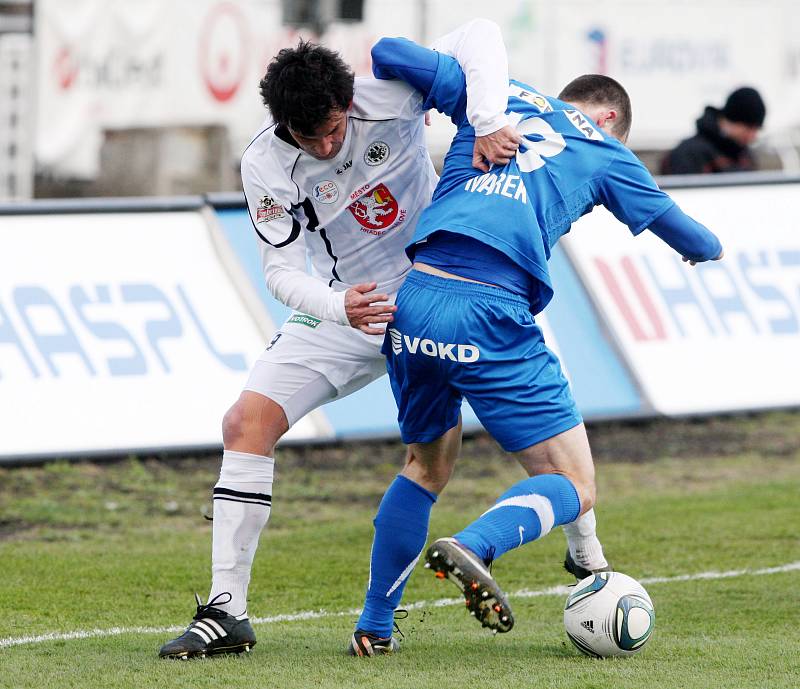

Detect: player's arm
431,19,508,134
259,236,396,334
244,174,395,332
599,148,723,264
371,20,520,169
648,205,723,265
247,195,346,325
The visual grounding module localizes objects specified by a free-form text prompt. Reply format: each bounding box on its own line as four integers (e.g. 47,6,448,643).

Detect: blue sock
356,475,437,637
455,474,580,563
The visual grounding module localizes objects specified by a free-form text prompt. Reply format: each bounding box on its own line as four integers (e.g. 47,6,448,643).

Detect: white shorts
243,312,387,426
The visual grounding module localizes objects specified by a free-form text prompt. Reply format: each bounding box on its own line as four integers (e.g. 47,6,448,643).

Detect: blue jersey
423,68,674,313
373,39,685,314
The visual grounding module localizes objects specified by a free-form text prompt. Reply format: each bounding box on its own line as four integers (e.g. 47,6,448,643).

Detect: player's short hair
260,40,354,137
558,74,632,141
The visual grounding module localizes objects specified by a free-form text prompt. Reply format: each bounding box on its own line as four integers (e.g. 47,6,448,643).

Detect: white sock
207,450,274,617
562,508,608,570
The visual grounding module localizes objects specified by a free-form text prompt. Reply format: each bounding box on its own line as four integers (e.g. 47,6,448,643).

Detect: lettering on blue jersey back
507,84,553,112
564,110,605,141
464,173,527,203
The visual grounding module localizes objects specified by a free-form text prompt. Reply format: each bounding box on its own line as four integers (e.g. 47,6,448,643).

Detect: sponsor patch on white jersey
287,313,321,328
256,195,285,223
313,180,339,204
364,141,390,166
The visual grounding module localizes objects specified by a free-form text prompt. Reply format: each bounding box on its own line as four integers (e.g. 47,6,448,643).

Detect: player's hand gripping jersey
371,39,722,315
241,78,438,325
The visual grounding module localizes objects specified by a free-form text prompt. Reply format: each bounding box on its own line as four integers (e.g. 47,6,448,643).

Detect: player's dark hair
558,74,632,141
260,40,354,136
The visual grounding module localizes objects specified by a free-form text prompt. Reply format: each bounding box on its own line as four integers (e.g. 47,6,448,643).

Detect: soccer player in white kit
159,19,608,660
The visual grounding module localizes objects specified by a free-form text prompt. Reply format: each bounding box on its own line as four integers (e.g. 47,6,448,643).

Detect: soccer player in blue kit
347,35,723,656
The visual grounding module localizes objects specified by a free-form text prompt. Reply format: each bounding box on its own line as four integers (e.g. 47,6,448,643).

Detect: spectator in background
660,86,766,175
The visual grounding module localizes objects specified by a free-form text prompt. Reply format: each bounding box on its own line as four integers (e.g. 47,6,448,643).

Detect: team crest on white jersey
348,183,405,235
313,180,339,204
364,141,390,166
256,195,285,223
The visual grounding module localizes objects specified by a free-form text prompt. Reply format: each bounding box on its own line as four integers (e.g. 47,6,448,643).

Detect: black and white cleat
159,592,256,659
563,549,612,582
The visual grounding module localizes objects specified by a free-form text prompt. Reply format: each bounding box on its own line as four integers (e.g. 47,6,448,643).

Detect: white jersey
241,77,437,325
240,18,510,327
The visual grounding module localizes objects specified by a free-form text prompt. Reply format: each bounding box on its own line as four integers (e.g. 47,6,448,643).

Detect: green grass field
2,413,799,689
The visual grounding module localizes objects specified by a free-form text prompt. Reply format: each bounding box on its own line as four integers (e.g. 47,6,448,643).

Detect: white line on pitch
2,560,798,649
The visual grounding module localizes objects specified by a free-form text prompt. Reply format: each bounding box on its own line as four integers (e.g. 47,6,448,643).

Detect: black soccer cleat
425,537,514,633
347,630,400,657
563,549,612,582
159,592,256,659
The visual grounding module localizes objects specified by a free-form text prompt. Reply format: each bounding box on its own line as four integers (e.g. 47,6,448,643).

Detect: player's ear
595,109,617,132
347,100,354,112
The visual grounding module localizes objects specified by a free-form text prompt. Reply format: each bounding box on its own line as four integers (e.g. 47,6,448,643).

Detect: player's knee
221,402,248,446
402,447,453,494
222,394,287,455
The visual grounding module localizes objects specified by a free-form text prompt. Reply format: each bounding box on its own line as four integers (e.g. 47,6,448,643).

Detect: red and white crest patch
347,183,399,234
256,195,285,223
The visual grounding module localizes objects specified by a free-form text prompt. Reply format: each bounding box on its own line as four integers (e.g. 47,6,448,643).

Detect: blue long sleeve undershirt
371,38,438,100
649,204,722,261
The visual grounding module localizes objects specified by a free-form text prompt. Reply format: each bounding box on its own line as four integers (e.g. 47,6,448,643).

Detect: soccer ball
563,571,655,658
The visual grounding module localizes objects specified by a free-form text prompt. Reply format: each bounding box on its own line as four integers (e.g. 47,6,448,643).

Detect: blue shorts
383,270,581,452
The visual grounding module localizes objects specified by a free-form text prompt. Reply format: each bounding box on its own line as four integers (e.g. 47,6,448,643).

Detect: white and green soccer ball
563,571,655,658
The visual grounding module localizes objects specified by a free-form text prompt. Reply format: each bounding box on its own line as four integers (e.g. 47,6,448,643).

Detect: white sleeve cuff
327,289,349,326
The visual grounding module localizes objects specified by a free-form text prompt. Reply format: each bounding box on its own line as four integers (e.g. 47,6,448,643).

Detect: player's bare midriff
413,262,500,288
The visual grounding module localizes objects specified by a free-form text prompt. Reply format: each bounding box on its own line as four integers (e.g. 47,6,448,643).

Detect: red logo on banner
199,2,248,103
54,46,79,90
594,256,667,342
347,183,400,234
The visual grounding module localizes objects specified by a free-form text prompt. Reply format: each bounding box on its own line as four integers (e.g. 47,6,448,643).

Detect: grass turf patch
1,411,799,688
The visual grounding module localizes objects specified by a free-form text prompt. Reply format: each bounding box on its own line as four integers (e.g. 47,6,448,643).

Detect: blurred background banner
564,179,800,414
35,0,278,179
499,0,795,146
0,206,326,458
33,0,384,181
29,0,800,189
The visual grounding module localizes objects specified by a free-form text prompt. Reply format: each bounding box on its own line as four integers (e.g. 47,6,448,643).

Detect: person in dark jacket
660,86,766,174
